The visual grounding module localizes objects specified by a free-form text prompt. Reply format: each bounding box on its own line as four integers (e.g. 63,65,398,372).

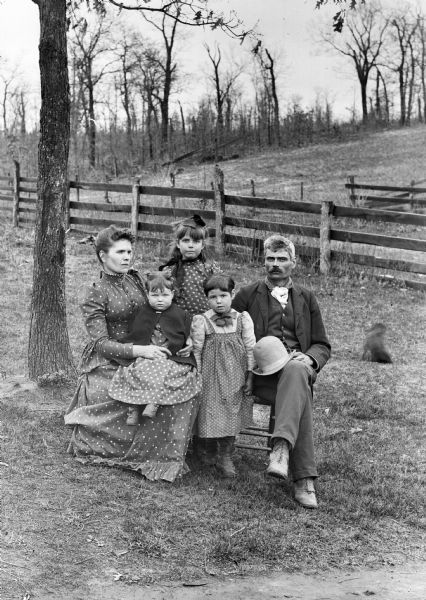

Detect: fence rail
346,177,426,210
1,162,425,290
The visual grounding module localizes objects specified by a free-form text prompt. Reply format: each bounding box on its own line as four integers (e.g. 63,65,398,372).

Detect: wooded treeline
2,1,426,178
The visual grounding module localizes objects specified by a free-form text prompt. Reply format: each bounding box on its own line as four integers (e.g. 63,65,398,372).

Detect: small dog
362,323,392,364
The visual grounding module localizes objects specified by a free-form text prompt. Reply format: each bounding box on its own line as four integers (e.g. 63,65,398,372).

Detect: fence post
75,171,80,203
12,160,20,227
409,179,415,211
213,164,225,256
320,199,333,275
170,171,176,211
347,175,356,206
131,176,141,241
300,180,304,201
104,173,110,203
249,178,256,218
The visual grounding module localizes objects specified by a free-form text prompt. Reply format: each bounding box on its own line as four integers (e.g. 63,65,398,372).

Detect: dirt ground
22,562,424,600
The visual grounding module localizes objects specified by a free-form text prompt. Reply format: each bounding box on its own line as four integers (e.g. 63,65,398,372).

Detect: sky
1,0,426,123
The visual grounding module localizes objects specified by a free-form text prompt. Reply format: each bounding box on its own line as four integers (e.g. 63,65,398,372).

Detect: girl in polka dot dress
191,274,256,478
159,214,221,320
108,272,200,425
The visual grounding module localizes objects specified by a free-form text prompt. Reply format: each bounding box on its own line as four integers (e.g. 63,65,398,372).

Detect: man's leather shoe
266,438,289,480
294,477,318,509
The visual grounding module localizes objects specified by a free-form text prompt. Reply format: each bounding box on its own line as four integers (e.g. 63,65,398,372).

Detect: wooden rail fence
0,163,425,290
346,176,426,211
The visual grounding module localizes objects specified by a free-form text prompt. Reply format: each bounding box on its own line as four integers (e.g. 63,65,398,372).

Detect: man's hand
292,352,314,368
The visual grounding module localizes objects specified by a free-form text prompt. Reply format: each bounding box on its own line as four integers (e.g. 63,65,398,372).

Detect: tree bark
29,0,75,381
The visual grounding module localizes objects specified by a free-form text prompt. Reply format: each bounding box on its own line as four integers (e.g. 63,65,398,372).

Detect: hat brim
252,353,292,376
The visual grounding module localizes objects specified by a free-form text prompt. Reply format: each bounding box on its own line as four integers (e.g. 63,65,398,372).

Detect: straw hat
252,336,293,376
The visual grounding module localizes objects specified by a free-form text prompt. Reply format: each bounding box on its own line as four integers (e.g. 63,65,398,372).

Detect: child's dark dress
108,303,200,407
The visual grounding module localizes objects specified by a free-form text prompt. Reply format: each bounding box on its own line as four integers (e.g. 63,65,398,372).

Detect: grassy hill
151,125,426,206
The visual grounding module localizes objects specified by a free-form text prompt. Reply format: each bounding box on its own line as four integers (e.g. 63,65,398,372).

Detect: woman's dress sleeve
82,285,134,361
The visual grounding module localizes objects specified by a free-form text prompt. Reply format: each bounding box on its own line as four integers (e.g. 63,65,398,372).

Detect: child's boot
200,438,218,466
142,403,159,419
126,406,139,425
216,436,236,478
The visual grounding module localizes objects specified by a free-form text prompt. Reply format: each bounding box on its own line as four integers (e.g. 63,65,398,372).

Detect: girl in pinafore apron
108,271,200,426
191,274,256,478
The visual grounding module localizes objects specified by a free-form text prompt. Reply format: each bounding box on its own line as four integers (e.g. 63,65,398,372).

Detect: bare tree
112,29,140,156
251,44,282,145
322,3,388,123
205,43,242,151
417,15,426,122
132,44,163,161
373,66,390,121
0,66,17,134
140,7,181,158
259,46,281,145
387,11,418,125
70,10,115,168
406,29,418,123
16,90,28,135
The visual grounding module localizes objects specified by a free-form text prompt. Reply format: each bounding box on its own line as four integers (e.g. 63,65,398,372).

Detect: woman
65,225,200,482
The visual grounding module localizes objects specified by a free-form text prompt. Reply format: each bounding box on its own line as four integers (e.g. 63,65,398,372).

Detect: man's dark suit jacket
232,280,331,372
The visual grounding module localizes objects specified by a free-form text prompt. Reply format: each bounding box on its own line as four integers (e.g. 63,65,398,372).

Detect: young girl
159,214,221,320
191,274,256,478
108,272,200,426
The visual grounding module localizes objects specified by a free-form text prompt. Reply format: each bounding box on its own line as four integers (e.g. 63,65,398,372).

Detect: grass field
0,220,425,598
1,127,425,598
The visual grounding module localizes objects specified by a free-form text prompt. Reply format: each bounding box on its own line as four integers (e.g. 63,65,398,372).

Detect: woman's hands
132,345,171,360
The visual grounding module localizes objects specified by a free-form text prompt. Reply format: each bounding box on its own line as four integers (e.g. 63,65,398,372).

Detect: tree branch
105,0,251,40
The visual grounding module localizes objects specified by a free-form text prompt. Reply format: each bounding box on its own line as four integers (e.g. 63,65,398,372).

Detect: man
232,235,331,508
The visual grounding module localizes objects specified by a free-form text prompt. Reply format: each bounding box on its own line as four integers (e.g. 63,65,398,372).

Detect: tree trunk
160,60,172,150
87,66,96,168
19,92,27,135
375,70,381,120
399,65,406,125
406,40,416,124
2,83,8,133
122,72,133,155
29,0,75,381
360,77,368,123
178,100,186,148
265,49,281,146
